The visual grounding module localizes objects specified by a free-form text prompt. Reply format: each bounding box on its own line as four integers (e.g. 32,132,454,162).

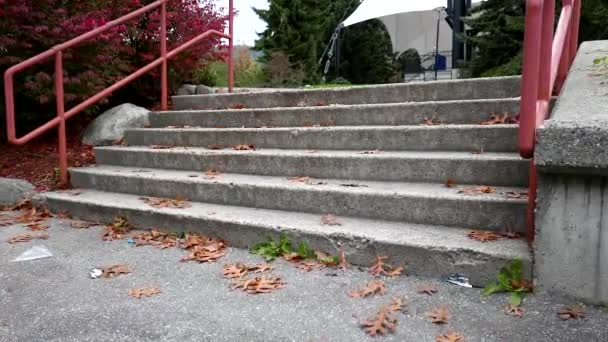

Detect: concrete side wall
534,40,608,305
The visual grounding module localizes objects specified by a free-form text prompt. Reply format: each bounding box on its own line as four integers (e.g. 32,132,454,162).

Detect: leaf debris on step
231,276,285,294
232,144,257,151
207,144,224,150
128,287,161,298
320,214,341,226
426,305,450,324
445,178,456,188
480,113,517,125
149,145,175,150
467,230,501,242
348,280,386,298
359,150,383,155
458,186,495,195
140,196,191,209
204,168,221,179
503,191,529,199
102,216,132,241
180,233,228,263
369,256,404,277
296,260,327,272
132,229,177,249
418,283,439,296
420,117,443,126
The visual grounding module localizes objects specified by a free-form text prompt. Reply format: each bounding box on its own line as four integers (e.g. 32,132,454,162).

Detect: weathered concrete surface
94,147,529,186
36,190,530,286
124,125,519,152
534,41,608,305
175,84,197,96
173,76,521,110
2,213,604,342
151,98,521,128
0,178,34,206
82,104,150,146
69,166,528,232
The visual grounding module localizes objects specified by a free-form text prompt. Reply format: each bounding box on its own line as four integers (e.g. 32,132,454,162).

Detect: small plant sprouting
251,233,337,264
482,259,533,306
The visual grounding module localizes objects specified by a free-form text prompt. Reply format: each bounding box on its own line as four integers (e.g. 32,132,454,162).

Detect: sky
217,0,269,46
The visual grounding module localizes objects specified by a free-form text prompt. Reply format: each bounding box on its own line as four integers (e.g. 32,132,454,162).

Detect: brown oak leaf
480,113,517,125
70,220,96,229
204,168,221,178
231,276,285,294
149,145,175,149
505,304,524,318
102,216,132,241
101,264,131,278
132,229,177,249
233,144,257,151
360,306,397,337
348,280,386,298
458,186,495,195
6,232,49,244
558,306,585,320
420,117,443,126
436,331,465,342
467,230,500,242
445,178,456,188
140,196,191,209
369,256,404,277
338,248,348,271
296,260,327,272
418,283,439,296
223,263,249,279
179,233,228,263
321,214,341,226
388,297,407,313
207,144,224,150
426,306,450,324
128,287,161,298
503,191,529,199
181,245,227,263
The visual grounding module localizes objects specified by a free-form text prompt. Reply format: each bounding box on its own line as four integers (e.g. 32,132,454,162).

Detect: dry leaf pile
101,264,131,278
369,256,404,277
102,216,132,241
140,196,191,209
348,280,386,298
558,306,585,320
436,331,465,342
321,214,341,226
426,306,450,324
128,287,161,298
467,230,501,242
6,232,49,244
231,276,285,294
222,263,272,279
132,229,177,249
180,233,228,263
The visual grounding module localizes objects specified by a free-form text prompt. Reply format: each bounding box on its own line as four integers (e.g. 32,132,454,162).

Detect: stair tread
42,189,531,261
72,165,528,201
96,145,524,161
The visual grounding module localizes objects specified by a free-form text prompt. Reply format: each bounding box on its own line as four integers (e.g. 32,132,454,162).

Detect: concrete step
173,76,521,110
38,189,532,286
69,166,528,232
151,98,521,128
95,147,529,187
124,125,518,152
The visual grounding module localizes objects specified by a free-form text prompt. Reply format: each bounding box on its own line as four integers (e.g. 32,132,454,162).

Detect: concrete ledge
536,40,608,174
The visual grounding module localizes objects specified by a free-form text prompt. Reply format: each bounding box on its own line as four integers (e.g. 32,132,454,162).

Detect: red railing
4,0,234,186
519,0,581,240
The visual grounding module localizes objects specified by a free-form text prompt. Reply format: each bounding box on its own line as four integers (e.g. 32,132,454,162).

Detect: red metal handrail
4,0,234,186
519,0,581,240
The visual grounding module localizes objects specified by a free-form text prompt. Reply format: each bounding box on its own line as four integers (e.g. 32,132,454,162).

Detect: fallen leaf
233,144,257,151
229,103,246,109
101,264,131,278
204,168,221,178
207,144,224,150
140,196,191,209
458,186,495,195
503,191,529,199
388,297,407,313
55,210,71,219
132,229,177,249
26,222,49,231
180,233,228,263
505,304,524,318
360,306,397,337
420,117,443,126
128,287,161,298
296,260,327,272
287,176,311,183
369,256,404,277
339,248,348,271
321,214,341,226
418,283,439,296
348,280,386,298
149,145,175,149
436,331,465,342
282,252,304,262
222,263,272,279
426,306,450,324
231,276,285,294
359,150,383,155
481,113,517,125
315,101,328,106
445,178,456,188
6,232,49,244
102,216,132,241
467,230,500,242
215,125,226,128
558,306,585,320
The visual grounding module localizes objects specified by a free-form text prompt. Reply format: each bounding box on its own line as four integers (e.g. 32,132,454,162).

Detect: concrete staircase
41,76,531,285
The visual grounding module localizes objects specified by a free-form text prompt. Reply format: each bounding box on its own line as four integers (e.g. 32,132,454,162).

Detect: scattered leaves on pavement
180,233,228,263
458,186,495,195
348,280,386,298
436,331,465,342
418,283,439,296
467,230,501,242
503,191,529,199
369,256,404,277
558,306,586,320
233,144,257,151
296,260,327,272
6,232,49,244
207,144,224,150
140,196,191,209
15,207,52,231
132,229,177,249
128,287,161,298
70,220,96,229
505,304,525,318
360,306,397,337
426,306,450,324
480,113,517,125
231,276,285,294
102,216,132,241
420,117,443,126
222,263,272,279
321,214,341,226
101,264,131,278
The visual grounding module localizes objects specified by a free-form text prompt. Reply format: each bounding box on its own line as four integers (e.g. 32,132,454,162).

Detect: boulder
82,103,150,146
195,84,214,95
0,178,35,207
176,84,197,96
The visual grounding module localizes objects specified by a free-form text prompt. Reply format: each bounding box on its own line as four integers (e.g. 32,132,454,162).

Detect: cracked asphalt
1,211,608,342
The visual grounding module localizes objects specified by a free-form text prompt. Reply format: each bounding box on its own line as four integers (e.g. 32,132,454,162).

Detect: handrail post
538,0,554,105
228,0,234,93
54,51,68,186
160,1,168,110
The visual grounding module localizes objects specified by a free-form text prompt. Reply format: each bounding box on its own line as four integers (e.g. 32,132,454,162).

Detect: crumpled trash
446,274,472,288
127,238,135,245
11,245,53,262
90,268,103,279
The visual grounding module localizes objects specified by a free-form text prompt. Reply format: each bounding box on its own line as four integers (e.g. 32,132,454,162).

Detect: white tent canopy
342,0,447,28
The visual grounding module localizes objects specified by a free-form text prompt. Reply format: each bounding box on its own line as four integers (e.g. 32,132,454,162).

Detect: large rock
82,103,150,146
0,178,35,207
195,85,214,95
176,84,197,96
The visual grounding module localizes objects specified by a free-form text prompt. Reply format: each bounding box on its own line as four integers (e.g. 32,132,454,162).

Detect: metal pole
55,51,68,186
336,28,341,79
228,0,234,93
160,1,168,110
435,8,441,80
